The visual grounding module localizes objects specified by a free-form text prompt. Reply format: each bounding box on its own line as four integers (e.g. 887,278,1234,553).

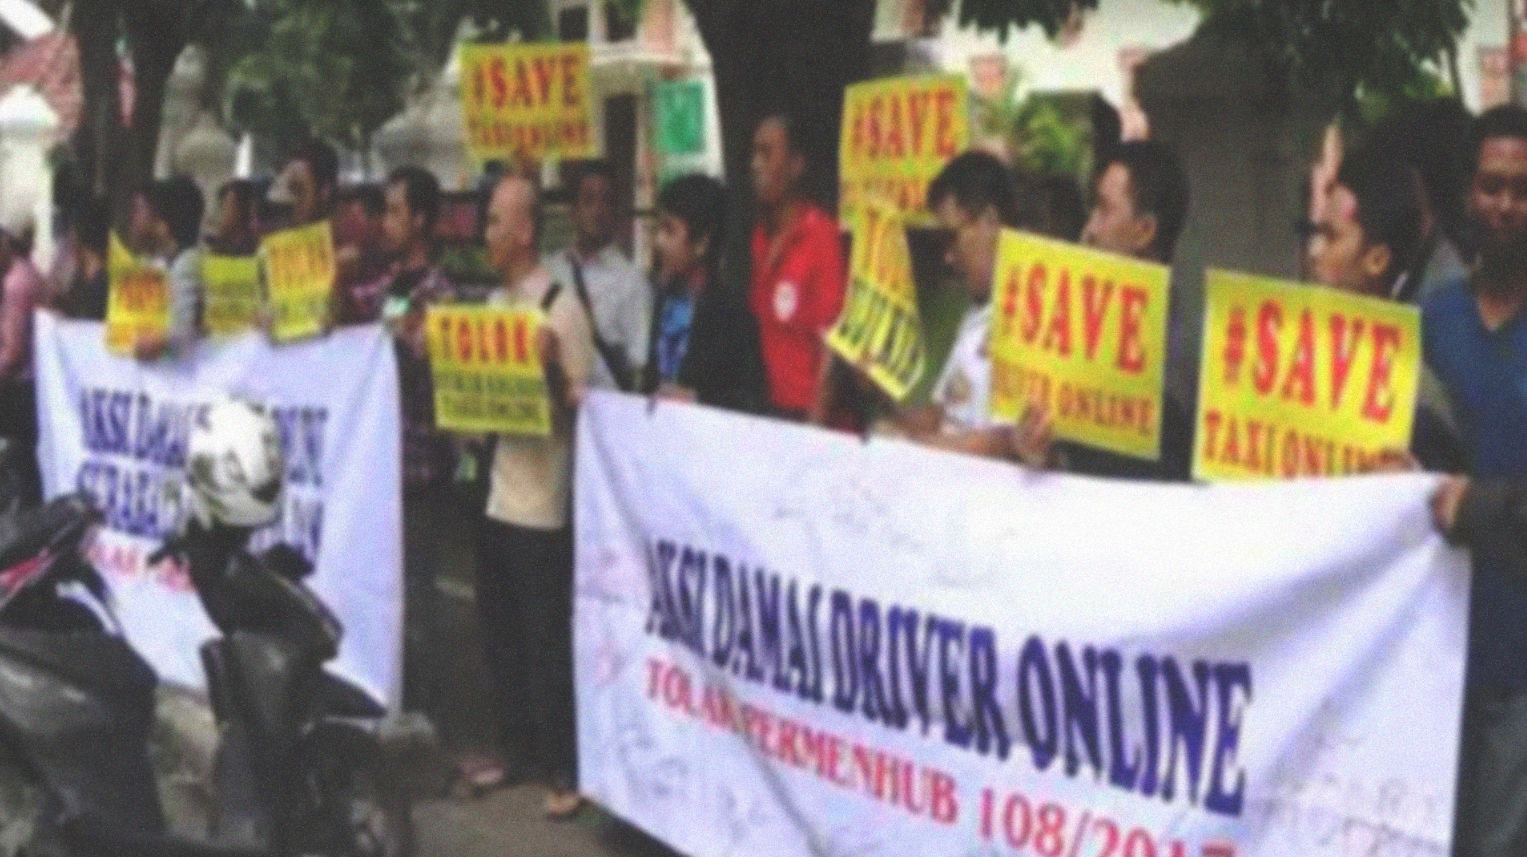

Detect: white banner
575,391,1469,857
35,313,402,706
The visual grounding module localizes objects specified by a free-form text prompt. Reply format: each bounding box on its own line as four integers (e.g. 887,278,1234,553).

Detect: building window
605,1,638,41
559,6,590,41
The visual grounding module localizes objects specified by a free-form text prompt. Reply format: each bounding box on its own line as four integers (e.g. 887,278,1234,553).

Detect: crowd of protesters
0,93,1525,849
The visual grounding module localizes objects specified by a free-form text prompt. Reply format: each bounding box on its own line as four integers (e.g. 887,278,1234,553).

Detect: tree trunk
685,0,875,293
71,0,123,200
123,0,189,195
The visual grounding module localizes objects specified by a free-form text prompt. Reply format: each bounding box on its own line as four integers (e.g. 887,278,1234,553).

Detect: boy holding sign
128,177,205,359
262,139,340,342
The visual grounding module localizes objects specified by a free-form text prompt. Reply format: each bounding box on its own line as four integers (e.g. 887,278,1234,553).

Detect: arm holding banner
1436,476,1527,572
541,284,596,433
0,263,40,380
135,248,203,359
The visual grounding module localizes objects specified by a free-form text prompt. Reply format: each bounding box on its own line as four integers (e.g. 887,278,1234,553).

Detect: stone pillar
0,85,61,269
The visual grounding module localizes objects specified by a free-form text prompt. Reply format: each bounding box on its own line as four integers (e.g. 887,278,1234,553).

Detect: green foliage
1011,95,1090,178
1162,0,1470,108
221,0,412,149
953,0,1100,41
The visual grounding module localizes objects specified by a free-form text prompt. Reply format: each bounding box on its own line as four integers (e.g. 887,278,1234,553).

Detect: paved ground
153,487,685,857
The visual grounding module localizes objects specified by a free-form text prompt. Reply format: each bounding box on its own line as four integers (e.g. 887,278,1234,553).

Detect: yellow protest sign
201,253,262,338
260,221,333,343
988,230,1170,460
826,201,925,400
105,234,169,355
839,74,968,224
459,42,595,162
1194,270,1421,480
426,305,550,436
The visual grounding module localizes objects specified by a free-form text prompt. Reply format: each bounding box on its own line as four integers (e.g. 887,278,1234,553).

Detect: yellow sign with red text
260,221,333,343
459,42,595,162
825,200,925,400
839,75,968,224
201,253,262,338
105,234,168,355
988,231,1170,460
1194,270,1420,480
426,305,550,436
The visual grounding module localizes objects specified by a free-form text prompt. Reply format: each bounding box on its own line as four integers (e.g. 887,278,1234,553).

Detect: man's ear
1361,243,1393,284
1132,213,1159,257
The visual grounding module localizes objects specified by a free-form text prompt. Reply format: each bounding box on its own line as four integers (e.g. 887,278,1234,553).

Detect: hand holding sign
988,230,1170,461
105,234,170,356
260,221,334,343
826,201,926,400
427,304,551,436
1194,270,1421,479
459,43,596,162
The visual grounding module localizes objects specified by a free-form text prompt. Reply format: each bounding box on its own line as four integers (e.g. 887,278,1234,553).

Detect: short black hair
76,192,110,255
926,150,1020,228
1102,140,1189,262
1469,104,1527,179
569,159,617,193
1366,99,1472,245
657,173,727,272
338,183,384,218
386,165,441,232
758,111,807,159
1334,143,1425,284
216,178,257,209
290,137,339,192
145,176,205,250
1016,172,1086,242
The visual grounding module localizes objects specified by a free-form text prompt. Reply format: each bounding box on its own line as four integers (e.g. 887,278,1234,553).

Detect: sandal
542,788,583,819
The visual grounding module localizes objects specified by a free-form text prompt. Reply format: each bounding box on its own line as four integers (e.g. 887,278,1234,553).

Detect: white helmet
185,399,284,528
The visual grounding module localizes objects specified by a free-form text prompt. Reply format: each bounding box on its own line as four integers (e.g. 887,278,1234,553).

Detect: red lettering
1252,301,1282,395
928,769,957,824
1363,323,1402,422
492,318,509,362
1000,268,1022,330
562,54,582,107
1021,263,1046,343
513,318,529,364
489,58,508,109
884,92,906,159
1280,309,1316,406
510,57,534,108
1080,274,1113,360
1041,269,1072,356
866,96,883,158
1116,285,1147,373
906,91,930,157
1328,314,1365,410
934,90,958,157
455,317,472,362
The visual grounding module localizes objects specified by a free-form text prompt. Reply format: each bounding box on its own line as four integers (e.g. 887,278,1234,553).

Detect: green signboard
656,80,705,156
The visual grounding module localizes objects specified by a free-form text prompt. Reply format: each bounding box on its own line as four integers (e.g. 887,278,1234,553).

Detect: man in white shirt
544,160,649,390
476,171,595,818
888,151,1049,462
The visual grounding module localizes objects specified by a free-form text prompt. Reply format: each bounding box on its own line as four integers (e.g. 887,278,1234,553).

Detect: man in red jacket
748,113,846,422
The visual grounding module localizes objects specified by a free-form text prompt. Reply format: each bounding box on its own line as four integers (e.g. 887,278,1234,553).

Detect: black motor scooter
0,494,412,857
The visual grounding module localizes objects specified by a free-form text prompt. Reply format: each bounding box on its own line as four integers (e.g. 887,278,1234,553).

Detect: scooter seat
0,625,157,707
0,496,93,588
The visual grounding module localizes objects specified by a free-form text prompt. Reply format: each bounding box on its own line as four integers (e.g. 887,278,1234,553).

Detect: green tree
71,0,243,207
1157,0,1469,111
220,0,413,170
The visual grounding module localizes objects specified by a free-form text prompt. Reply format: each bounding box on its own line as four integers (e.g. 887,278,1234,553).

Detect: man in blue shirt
1422,104,1527,856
